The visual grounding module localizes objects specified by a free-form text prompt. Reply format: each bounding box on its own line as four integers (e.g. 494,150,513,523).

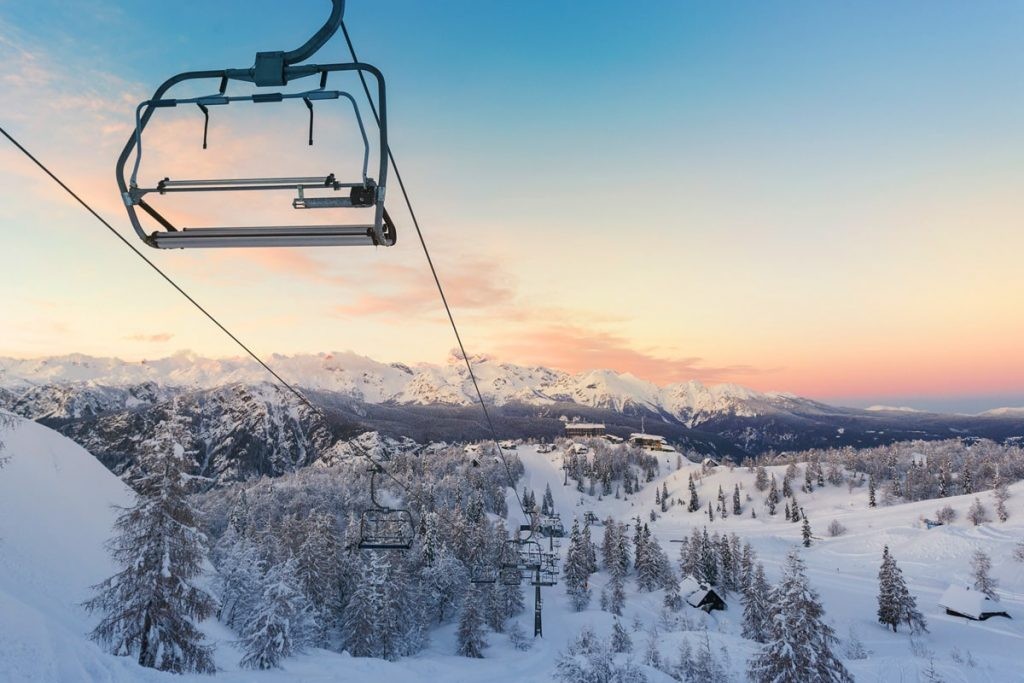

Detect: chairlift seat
358,507,415,550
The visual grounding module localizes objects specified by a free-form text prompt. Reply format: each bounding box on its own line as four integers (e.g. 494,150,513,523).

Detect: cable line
340,20,531,526
0,123,415,499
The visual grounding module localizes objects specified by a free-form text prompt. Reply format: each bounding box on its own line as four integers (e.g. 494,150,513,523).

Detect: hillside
2,414,1023,682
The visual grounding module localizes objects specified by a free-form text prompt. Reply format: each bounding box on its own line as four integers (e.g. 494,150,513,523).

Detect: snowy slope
512,442,1024,682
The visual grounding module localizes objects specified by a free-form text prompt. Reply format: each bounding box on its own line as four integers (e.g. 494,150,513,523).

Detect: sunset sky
2,1,1023,412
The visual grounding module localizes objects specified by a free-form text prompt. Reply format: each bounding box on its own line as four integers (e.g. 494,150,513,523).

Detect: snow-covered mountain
0,351,832,428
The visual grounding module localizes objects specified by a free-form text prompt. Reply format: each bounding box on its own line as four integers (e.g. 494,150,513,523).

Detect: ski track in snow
2,416,1024,682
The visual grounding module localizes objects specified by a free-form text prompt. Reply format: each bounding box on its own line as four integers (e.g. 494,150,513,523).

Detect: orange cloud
125,332,174,343
335,259,515,317
491,323,767,384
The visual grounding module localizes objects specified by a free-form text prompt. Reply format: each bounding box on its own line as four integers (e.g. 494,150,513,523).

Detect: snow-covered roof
629,433,667,442
565,423,605,430
679,575,703,596
686,588,716,609
939,585,1003,619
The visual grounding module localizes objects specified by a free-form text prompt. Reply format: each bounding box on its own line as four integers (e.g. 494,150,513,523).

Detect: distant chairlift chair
116,0,396,249
358,464,415,550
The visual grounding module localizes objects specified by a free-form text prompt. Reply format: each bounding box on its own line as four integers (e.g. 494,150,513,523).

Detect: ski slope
513,443,1024,682
2,418,1023,682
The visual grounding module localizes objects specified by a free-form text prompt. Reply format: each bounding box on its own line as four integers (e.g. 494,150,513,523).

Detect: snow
4,418,1024,682
938,585,1006,620
0,352,827,426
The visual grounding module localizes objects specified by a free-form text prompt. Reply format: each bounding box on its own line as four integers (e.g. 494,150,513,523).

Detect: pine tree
767,475,779,516
422,545,470,623
747,549,853,683
543,483,555,516
801,515,812,547
962,467,973,495
457,585,487,658
564,518,592,611
293,511,342,645
782,475,793,499
84,425,216,674
688,474,700,512
876,546,927,634
238,556,314,669
755,465,769,492
699,528,718,587
868,474,877,508
742,563,772,643
707,501,715,522
583,519,598,574
611,619,633,653
970,550,998,599
215,529,262,631
733,484,742,516
993,469,1010,522
662,482,669,513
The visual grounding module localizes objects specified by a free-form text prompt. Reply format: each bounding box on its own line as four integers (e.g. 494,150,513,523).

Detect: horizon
3,348,1022,415
2,1,1023,414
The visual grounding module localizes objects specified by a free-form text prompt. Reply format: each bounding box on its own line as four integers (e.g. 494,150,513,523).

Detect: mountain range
2,351,1022,484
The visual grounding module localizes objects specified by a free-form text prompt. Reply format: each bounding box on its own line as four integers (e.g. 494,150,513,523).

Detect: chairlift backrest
116,0,396,249
358,464,415,550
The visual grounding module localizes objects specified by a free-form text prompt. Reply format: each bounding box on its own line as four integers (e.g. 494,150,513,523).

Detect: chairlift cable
0,125,311,408
340,20,531,526
0,123,415,502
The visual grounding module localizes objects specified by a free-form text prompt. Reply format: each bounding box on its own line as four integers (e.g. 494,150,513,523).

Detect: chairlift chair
358,464,415,550
116,0,396,249
470,565,499,585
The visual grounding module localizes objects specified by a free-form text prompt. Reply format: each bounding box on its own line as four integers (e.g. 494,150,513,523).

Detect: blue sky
1,1,1022,411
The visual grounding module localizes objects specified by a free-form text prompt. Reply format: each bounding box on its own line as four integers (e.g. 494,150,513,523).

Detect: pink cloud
491,323,767,384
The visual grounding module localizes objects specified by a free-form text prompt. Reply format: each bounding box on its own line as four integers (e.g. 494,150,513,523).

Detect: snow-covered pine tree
707,500,715,522
293,511,342,646
733,484,742,516
742,562,772,643
876,546,927,634
564,517,592,611
611,618,633,653
662,482,669,513
215,528,262,631
718,534,735,593
543,483,555,516
970,550,998,599
782,475,793,499
688,474,700,512
868,474,877,507
755,465,769,491
583,519,598,574
767,475,779,515
747,549,852,683
84,419,216,674
457,585,487,658
962,467,973,495
993,468,1010,522
699,528,718,587
801,515,812,547
421,544,469,623
238,556,314,669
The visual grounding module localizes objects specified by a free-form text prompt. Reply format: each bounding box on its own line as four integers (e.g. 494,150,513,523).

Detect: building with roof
679,575,727,613
629,432,674,452
939,585,1010,621
564,422,606,438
